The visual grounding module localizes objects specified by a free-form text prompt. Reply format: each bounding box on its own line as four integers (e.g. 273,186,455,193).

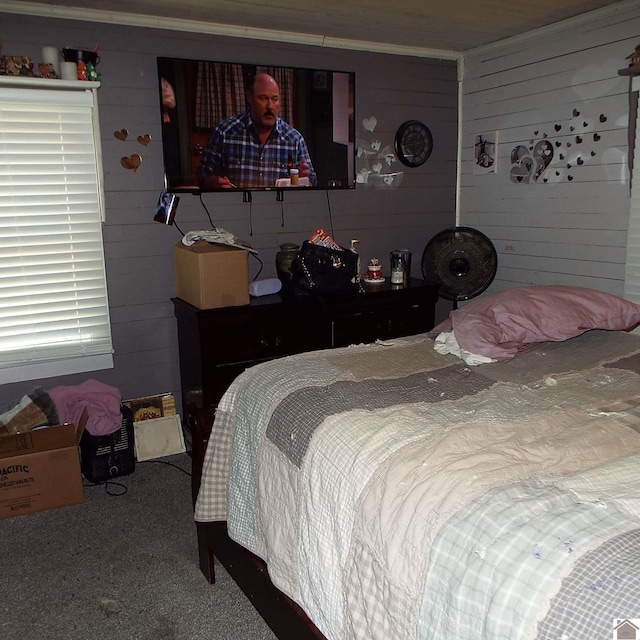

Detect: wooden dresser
172,277,439,497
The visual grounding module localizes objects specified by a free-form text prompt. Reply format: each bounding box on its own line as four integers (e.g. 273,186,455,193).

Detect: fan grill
421,227,497,302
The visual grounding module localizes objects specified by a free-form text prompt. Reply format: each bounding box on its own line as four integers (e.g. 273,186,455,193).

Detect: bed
194,285,640,640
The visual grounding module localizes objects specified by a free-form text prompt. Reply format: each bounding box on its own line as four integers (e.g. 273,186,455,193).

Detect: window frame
0,77,112,385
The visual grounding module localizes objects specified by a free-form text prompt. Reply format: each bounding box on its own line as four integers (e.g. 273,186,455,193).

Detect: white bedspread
195,330,640,640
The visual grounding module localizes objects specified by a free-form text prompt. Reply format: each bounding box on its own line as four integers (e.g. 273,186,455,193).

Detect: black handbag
288,240,361,298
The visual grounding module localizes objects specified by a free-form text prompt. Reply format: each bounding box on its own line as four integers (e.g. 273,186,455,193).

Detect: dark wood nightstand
172,278,438,500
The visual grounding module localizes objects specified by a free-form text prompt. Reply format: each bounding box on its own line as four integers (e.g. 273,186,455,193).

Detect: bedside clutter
0,410,87,520
174,240,249,309
249,278,282,297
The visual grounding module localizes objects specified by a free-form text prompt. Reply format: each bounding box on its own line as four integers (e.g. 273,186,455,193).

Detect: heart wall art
121,154,142,172
114,128,152,173
356,114,403,188
509,107,606,184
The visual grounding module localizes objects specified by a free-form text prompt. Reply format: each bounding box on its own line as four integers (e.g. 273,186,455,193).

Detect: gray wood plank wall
460,4,640,295
0,13,457,411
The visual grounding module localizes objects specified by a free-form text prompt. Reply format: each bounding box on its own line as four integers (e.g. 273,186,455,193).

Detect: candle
42,46,60,76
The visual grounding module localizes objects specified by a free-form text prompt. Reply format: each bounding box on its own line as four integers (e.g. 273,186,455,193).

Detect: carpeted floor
0,453,277,640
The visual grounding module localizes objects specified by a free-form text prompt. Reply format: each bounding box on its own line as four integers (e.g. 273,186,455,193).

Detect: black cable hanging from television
325,189,336,240
243,191,253,236
198,192,217,230
173,221,185,236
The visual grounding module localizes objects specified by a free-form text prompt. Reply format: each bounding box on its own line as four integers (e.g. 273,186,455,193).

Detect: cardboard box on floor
174,240,249,309
0,408,87,520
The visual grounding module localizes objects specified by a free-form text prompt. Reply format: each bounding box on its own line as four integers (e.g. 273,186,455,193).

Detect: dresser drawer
200,307,331,365
332,302,434,347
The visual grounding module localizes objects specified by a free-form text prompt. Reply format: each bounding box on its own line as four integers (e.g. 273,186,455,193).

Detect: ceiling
2,0,630,56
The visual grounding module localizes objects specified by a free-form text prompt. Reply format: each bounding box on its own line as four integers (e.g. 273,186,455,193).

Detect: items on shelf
626,43,640,67
363,258,385,284
0,46,101,80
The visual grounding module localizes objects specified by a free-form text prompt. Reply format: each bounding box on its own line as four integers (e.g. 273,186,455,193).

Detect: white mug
60,61,77,81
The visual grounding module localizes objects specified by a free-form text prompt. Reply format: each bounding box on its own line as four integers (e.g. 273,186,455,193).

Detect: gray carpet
0,453,277,640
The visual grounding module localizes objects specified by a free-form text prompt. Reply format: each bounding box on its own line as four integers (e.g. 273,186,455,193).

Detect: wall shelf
0,75,99,89
619,66,640,77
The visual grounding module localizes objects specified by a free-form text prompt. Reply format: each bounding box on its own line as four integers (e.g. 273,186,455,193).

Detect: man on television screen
197,73,317,189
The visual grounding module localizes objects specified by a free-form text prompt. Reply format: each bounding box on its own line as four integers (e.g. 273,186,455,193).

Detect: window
0,83,113,384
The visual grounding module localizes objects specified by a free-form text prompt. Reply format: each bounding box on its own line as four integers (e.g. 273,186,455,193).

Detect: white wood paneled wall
0,12,458,410
461,4,640,296
624,75,640,303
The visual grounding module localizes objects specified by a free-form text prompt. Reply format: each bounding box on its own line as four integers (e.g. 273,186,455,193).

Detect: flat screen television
157,56,356,193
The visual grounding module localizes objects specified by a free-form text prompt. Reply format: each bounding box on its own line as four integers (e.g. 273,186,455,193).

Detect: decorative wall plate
394,120,433,167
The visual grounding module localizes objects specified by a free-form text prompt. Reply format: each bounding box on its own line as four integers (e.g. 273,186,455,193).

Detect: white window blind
0,85,113,384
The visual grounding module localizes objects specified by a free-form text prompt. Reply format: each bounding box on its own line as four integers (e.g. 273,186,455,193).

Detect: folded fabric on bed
428,285,640,362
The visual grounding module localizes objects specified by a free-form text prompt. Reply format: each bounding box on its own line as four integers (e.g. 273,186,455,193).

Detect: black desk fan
421,226,498,309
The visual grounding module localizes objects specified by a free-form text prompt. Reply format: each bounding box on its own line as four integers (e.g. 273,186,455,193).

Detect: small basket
80,405,135,483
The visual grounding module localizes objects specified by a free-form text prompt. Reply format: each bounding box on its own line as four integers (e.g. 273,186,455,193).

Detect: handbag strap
300,253,364,295
299,255,316,290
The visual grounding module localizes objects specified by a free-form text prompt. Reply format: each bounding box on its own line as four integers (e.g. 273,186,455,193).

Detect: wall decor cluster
355,115,404,188
114,128,152,173
509,108,605,184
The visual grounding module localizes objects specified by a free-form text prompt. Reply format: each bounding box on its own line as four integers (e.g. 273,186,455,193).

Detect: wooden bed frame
187,405,326,640
196,521,326,639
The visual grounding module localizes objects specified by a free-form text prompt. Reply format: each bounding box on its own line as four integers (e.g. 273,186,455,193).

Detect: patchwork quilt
195,330,640,640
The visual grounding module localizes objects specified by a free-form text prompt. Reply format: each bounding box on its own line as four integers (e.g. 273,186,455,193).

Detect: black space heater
80,405,135,483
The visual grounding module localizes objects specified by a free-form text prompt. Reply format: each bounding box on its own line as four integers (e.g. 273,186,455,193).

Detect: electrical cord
251,253,264,281
82,458,192,497
139,458,191,476
83,479,129,496
199,192,217,230
246,192,253,235
325,189,336,239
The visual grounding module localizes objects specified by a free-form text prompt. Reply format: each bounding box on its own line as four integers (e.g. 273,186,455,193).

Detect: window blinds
0,86,113,384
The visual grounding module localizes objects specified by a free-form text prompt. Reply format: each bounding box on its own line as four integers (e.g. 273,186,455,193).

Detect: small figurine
77,60,87,80
626,44,640,67
364,258,384,283
37,63,58,79
0,55,34,76
85,62,100,81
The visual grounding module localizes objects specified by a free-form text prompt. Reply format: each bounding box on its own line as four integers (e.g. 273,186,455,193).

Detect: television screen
157,57,356,193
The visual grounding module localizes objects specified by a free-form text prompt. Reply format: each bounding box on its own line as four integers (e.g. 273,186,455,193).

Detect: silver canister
390,249,411,285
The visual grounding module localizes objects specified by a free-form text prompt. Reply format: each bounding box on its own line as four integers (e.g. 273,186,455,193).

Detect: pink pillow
428,285,640,362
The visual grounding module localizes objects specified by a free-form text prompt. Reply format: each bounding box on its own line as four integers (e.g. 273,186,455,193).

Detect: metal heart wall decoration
362,116,377,132
121,154,142,172
114,128,128,141
137,134,152,146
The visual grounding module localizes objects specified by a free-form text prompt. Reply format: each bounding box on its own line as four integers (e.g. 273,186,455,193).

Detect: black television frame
157,56,356,193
